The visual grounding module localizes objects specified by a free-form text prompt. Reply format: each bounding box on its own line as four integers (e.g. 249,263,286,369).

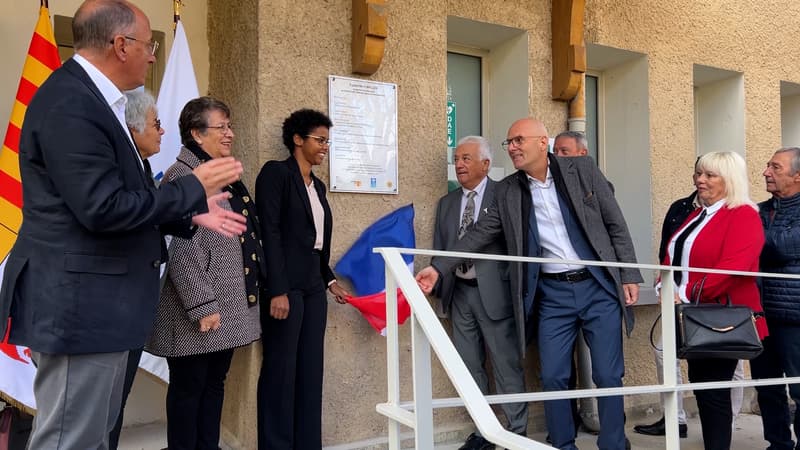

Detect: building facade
2,0,799,447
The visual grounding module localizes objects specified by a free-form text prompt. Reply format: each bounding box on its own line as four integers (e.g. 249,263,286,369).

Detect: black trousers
109,348,143,450
166,349,235,450
258,274,328,450
688,357,739,450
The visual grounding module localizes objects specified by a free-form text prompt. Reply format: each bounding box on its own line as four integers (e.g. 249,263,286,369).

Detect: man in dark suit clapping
0,1,245,448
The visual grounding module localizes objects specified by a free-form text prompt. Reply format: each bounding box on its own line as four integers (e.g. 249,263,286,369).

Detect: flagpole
0,0,61,414
173,0,182,33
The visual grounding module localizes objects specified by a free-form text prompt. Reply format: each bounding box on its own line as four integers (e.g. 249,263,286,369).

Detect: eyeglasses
305,134,331,146
111,35,159,56
501,135,545,150
153,119,162,131
207,123,234,133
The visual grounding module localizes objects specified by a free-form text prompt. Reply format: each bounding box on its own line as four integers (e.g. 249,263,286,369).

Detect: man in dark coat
0,1,244,448
751,146,800,450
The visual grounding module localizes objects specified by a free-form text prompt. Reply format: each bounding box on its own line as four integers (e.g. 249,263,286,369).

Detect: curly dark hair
281,109,333,155
179,96,231,146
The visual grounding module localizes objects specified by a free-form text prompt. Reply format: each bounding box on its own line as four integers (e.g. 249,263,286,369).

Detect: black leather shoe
459,432,494,450
633,417,688,438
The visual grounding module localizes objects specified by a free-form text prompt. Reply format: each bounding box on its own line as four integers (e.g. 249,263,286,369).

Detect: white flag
135,20,201,383
150,20,200,181
0,343,36,409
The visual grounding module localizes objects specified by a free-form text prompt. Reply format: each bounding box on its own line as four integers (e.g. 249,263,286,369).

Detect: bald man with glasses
418,118,641,450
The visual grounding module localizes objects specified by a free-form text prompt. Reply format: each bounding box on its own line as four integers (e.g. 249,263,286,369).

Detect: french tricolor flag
335,205,414,335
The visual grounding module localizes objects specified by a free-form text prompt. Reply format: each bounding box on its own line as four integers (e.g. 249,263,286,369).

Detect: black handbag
674,277,763,360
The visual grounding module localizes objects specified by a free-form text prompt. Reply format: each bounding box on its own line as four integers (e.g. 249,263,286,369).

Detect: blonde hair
696,151,757,210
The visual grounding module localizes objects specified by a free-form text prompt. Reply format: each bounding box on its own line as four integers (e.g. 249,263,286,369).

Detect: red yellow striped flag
0,4,60,263
0,3,60,411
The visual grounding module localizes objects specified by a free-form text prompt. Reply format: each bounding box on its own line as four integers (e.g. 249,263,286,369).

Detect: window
780,81,800,147
584,74,600,162
446,16,527,189
447,51,483,140
693,65,745,156
54,15,165,93
586,43,655,300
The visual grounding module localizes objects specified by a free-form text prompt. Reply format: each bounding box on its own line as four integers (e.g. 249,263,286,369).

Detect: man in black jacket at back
751,146,800,450
633,171,698,438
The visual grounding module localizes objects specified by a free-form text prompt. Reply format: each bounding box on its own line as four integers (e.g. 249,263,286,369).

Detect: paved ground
119,413,770,449
435,413,768,450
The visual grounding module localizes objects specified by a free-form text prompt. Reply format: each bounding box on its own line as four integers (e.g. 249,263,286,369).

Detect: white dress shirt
72,54,141,168
306,179,325,251
667,199,725,302
527,169,585,273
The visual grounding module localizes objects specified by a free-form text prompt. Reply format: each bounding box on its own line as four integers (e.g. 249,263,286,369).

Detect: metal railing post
384,259,401,450
411,313,434,447
660,269,680,449
373,247,800,450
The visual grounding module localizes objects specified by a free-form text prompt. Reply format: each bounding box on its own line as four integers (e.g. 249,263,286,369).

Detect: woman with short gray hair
108,89,163,450
146,96,262,450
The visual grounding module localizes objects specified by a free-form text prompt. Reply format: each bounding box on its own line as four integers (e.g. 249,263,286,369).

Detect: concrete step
436,414,767,450
118,414,769,449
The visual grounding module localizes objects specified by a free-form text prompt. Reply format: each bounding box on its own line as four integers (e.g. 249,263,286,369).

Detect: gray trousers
28,351,128,450
653,336,688,424
451,280,528,434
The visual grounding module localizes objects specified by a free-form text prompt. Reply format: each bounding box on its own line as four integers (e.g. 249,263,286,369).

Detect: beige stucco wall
207,0,569,446
586,0,795,216
206,1,800,447
585,0,800,424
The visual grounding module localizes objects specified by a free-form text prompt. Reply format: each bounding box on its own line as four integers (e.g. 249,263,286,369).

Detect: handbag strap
649,313,663,352
690,276,706,305
690,275,734,306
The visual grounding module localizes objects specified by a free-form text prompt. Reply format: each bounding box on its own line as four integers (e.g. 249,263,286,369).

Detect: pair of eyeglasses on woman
153,119,161,131
207,123,234,133
305,134,331,146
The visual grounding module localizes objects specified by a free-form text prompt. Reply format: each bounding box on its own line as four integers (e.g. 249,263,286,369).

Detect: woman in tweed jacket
145,97,263,450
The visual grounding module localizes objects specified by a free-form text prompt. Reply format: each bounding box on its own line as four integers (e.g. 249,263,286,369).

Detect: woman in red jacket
662,151,767,450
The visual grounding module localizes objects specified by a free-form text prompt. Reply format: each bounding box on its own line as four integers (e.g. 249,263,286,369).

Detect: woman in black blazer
255,109,350,449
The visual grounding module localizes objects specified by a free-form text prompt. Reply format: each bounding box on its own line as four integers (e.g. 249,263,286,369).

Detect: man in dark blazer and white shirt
0,1,245,448
418,118,642,450
432,136,527,449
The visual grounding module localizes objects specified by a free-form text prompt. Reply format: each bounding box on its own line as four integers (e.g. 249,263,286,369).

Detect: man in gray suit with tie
418,118,641,450
432,136,528,449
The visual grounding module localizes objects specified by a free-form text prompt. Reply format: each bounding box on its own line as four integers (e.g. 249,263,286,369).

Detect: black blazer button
152,260,161,268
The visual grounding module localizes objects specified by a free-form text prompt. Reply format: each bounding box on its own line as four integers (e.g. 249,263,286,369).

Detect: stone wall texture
205,0,800,446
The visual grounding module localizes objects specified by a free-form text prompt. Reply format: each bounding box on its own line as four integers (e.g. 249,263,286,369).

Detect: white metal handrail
374,247,800,449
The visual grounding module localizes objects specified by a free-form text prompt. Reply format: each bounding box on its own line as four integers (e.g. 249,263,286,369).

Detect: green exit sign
447,101,456,148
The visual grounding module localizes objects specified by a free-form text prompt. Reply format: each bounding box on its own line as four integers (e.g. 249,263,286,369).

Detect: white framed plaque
328,75,398,194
